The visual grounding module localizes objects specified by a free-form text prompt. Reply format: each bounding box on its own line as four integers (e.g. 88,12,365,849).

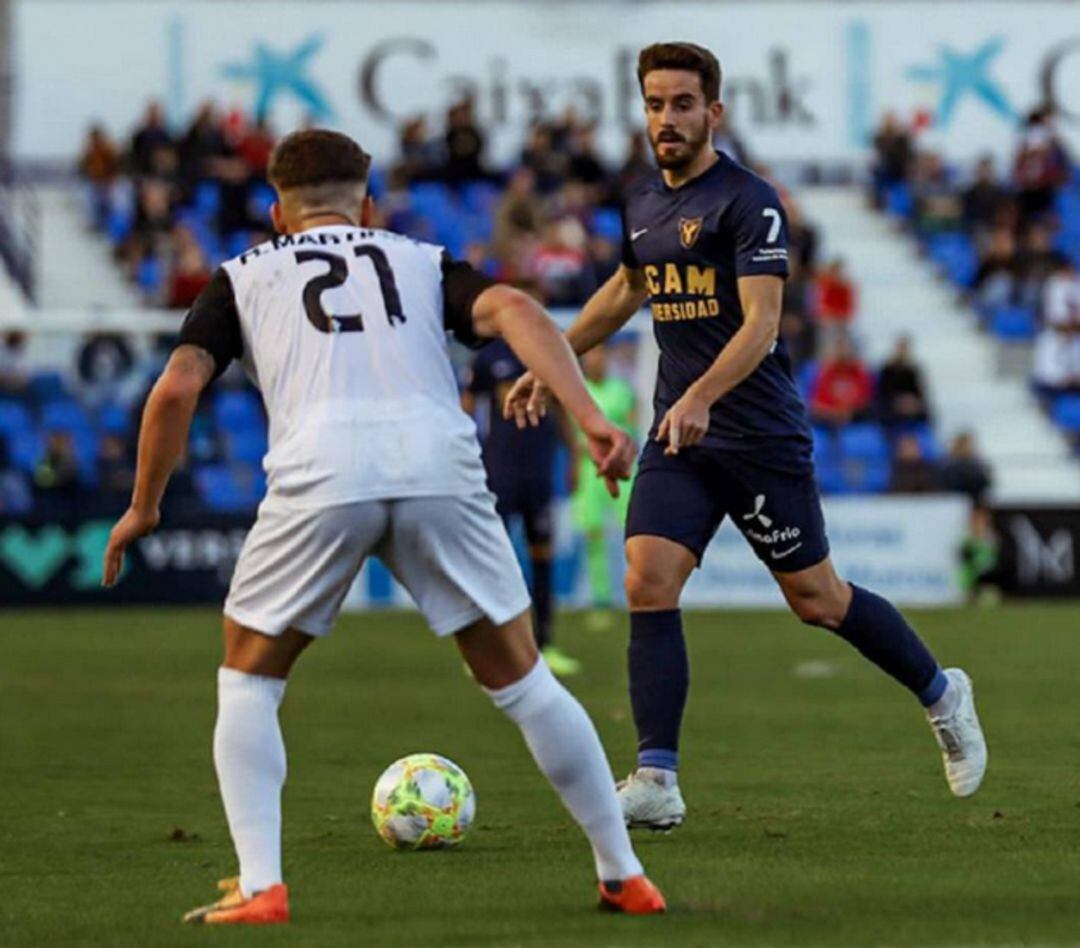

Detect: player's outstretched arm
502,266,648,429
471,284,634,495
102,345,215,586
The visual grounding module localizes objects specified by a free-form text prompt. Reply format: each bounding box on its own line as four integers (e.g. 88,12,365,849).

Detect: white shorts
224,493,532,638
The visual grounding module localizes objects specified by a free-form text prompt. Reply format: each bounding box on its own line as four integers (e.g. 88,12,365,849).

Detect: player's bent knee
789,593,845,630
625,565,681,610
221,616,313,678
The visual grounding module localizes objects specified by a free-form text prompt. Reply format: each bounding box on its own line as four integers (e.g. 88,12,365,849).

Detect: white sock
213,667,287,897
487,659,642,882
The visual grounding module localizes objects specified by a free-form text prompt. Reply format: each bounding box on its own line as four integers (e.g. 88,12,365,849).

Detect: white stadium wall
13,1,1080,167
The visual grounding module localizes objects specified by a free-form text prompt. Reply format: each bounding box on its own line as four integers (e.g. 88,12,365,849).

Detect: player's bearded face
642,72,716,171
649,112,711,170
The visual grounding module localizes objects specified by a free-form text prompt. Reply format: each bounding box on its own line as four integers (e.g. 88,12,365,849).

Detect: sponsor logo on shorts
742,494,802,554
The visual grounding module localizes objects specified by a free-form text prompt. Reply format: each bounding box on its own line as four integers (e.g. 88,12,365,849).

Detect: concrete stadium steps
34,184,142,310
800,187,1080,503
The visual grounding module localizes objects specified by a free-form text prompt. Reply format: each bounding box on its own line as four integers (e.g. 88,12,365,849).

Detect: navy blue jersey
468,340,557,486
621,152,812,469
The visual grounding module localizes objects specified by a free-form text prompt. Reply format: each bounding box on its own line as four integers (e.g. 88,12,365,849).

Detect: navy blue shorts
625,441,829,573
488,475,553,547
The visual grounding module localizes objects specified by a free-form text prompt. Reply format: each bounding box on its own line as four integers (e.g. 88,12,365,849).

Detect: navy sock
531,557,552,650
629,610,688,771
834,585,947,706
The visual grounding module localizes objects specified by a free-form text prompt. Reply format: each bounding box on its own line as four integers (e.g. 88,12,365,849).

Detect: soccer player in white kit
102,130,666,923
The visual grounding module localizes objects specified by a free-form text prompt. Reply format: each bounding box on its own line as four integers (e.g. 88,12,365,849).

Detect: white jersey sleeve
177,225,497,508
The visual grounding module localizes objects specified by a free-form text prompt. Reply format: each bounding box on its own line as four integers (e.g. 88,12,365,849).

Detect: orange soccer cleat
182,876,290,925
597,874,667,915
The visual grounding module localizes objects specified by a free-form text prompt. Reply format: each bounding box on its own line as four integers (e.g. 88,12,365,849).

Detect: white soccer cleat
616,769,686,831
926,668,987,798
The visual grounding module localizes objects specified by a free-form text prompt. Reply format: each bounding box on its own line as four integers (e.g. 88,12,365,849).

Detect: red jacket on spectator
815,259,857,324
810,349,874,423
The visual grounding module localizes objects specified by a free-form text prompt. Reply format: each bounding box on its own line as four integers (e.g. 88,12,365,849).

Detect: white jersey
178,224,495,508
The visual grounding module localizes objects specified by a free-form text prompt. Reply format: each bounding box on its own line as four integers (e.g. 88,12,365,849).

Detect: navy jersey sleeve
441,251,496,349
176,267,243,381
729,179,790,279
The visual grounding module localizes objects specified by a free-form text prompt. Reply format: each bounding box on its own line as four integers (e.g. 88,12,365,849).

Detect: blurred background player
572,344,636,628
465,337,582,675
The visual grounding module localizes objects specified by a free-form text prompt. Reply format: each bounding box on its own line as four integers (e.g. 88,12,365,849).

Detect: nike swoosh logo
630,228,649,241
770,543,803,561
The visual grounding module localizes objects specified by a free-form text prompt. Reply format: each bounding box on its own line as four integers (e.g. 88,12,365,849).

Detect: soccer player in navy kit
466,339,583,675
505,43,988,830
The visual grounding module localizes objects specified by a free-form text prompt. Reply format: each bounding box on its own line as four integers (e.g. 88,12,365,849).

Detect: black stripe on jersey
441,251,496,350
176,267,243,381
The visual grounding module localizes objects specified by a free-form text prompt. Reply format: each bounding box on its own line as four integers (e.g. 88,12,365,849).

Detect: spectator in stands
521,123,568,194
1033,258,1080,395
177,101,229,201
216,152,260,238
779,310,816,371
962,155,1009,238
878,335,931,428
912,152,963,234
616,130,653,192
122,177,175,278
889,433,940,494
0,331,29,396
941,431,993,505
32,431,81,515
1015,221,1068,310
79,124,121,230
971,225,1018,309
166,225,212,308
0,440,31,516
784,196,819,271
814,257,857,343
1013,107,1071,225
872,112,914,206
441,97,487,187
395,115,442,183
567,124,609,198
493,167,544,258
130,101,174,178
528,216,596,306
809,337,875,427
782,255,813,319
98,433,134,510
236,116,276,185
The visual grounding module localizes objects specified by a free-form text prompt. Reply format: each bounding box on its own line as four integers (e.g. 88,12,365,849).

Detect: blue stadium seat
0,400,32,436
106,207,134,245
990,305,1036,342
27,372,68,402
96,402,131,435
911,423,941,461
460,181,500,216
838,423,889,463
194,181,221,216
226,231,254,258
884,182,913,219
1051,394,1080,433
367,165,386,200
41,400,91,433
195,463,267,512
797,361,820,400
8,430,43,473
590,207,623,243
811,425,835,465
842,458,892,494
224,430,268,465
136,255,163,295
213,389,262,431
814,458,845,495
249,183,276,222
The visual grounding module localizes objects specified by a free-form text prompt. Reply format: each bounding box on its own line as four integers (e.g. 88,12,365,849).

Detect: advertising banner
14,2,1080,166
993,505,1080,598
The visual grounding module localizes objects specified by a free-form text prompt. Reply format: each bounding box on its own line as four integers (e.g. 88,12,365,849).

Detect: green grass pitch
2,605,1079,946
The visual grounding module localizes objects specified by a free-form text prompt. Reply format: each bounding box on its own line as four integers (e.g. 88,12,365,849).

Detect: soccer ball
371,753,476,850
